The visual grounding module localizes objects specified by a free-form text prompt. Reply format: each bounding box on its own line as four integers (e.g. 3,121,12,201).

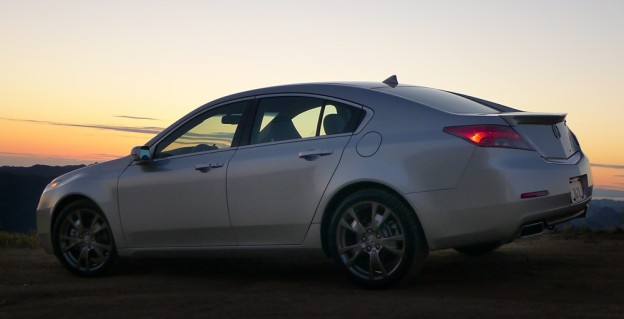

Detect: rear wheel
52,200,117,276
328,189,428,288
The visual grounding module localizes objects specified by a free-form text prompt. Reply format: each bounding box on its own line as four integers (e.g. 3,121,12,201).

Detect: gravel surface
1,233,623,318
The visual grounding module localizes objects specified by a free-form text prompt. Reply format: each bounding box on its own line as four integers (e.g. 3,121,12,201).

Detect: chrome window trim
144,147,237,164
236,132,352,151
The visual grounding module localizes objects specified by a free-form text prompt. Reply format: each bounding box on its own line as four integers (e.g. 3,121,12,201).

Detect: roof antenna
382,75,398,88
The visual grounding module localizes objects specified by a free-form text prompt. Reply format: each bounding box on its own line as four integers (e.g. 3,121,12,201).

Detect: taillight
443,125,534,150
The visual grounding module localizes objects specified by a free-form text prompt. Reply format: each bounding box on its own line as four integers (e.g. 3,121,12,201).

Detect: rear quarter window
377,86,499,114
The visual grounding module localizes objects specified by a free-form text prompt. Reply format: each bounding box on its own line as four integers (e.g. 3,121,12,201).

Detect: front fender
36,157,133,253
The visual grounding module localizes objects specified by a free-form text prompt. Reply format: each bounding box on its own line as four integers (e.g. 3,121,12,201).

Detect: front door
117,101,247,247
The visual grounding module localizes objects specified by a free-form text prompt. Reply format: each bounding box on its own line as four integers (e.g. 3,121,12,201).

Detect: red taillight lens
443,125,534,150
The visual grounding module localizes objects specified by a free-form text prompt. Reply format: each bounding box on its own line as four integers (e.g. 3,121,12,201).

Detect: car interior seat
323,114,347,135
257,117,302,143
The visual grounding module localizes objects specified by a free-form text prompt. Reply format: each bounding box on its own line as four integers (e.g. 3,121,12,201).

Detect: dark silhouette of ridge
0,164,85,177
0,165,85,233
560,205,624,231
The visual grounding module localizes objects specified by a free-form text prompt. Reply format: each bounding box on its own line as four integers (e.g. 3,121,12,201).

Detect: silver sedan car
37,76,592,287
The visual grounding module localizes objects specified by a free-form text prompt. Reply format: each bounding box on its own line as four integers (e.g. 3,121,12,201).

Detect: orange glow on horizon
0,118,158,165
591,166,624,191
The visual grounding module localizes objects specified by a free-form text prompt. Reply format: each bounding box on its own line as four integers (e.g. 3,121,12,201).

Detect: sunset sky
1,1,622,191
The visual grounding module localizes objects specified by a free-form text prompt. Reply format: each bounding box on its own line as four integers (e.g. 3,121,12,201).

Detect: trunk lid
499,112,579,160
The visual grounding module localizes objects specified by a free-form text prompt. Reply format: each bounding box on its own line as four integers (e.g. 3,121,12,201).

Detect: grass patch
0,231,40,248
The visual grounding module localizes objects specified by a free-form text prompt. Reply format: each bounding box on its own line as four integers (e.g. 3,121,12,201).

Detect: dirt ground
1,233,623,319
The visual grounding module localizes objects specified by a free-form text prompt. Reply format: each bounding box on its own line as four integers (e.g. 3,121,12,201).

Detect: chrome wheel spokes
336,201,406,281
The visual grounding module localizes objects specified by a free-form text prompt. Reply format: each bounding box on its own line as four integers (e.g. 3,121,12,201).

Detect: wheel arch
319,181,428,257
50,194,100,254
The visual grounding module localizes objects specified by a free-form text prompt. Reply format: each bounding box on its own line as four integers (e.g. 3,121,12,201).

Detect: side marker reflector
521,190,549,199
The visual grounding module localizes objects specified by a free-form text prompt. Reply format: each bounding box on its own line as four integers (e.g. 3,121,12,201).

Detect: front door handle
195,162,224,171
298,149,334,159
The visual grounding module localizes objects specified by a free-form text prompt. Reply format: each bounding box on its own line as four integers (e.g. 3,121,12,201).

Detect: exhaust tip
520,222,545,237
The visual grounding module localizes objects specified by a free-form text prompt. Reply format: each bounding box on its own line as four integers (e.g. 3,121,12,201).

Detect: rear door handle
298,149,334,159
195,162,224,171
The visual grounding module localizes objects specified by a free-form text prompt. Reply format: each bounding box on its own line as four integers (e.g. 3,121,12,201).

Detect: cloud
88,153,123,159
615,175,624,178
58,123,163,134
0,151,121,160
0,151,41,157
114,115,161,121
0,150,129,167
0,117,163,135
591,163,624,169
0,151,99,166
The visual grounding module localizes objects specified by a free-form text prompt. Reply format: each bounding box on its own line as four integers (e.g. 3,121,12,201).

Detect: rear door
227,96,364,245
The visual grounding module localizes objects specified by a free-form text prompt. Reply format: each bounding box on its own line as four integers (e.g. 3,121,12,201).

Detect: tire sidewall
52,199,117,277
327,189,427,288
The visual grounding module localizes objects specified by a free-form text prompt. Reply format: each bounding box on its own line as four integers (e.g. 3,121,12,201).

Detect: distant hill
588,198,624,209
0,164,85,178
0,165,85,233
556,199,624,231
593,187,624,201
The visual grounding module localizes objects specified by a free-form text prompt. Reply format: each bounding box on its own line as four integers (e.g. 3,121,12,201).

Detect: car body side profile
37,77,592,287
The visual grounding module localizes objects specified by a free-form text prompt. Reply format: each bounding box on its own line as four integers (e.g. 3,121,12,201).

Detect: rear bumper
516,200,588,237
405,148,593,250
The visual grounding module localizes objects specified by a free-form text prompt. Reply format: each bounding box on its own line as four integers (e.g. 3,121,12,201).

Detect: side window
292,107,322,138
154,102,246,159
320,103,364,136
250,96,364,145
251,97,323,144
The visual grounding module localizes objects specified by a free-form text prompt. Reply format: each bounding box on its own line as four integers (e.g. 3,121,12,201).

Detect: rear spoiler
499,112,567,125
445,91,567,125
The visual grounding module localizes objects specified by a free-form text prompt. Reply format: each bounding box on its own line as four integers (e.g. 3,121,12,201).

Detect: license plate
569,177,585,203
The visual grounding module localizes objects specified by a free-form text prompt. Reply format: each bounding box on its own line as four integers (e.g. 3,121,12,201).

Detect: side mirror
130,146,151,163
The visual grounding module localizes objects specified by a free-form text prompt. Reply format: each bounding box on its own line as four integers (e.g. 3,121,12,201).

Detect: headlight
43,178,65,193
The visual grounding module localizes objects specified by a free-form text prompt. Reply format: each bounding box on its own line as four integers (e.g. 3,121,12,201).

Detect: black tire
52,199,118,277
328,189,428,288
454,241,502,255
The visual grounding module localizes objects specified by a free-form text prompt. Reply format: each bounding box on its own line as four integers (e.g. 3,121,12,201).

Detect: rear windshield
376,86,499,114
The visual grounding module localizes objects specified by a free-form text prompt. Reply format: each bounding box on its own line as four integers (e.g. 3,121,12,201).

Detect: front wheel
52,199,117,276
328,189,428,288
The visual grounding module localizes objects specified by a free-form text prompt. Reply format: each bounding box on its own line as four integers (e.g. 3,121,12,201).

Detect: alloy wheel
56,206,114,274
336,200,406,281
